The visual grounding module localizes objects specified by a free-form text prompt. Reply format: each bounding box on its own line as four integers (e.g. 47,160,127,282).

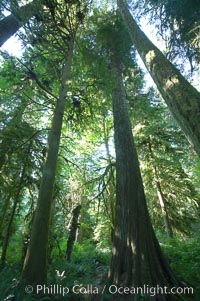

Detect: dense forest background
0,0,200,300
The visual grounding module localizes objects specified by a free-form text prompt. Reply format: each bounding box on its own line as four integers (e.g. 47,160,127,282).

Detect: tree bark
148,140,173,238
66,204,81,261
109,48,179,300
117,0,200,158
0,198,18,267
0,0,40,47
156,184,173,238
22,39,75,285
21,233,30,267
0,193,11,238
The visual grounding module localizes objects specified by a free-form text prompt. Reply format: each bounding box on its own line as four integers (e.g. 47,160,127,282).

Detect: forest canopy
0,0,200,300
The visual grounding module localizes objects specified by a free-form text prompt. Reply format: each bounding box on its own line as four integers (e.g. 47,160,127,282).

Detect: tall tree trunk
117,0,200,158
109,49,179,300
66,204,81,261
48,193,59,264
22,40,75,285
0,0,40,47
148,140,173,238
102,115,115,240
156,184,173,238
0,193,11,238
1,198,18,267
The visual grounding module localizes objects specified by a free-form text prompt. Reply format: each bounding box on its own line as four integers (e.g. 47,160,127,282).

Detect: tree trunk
148,140,173,238
66,204,81,261
22,40,75,285
0,165,26,268
0,0,40,47
0,198,18,268
109,49,179,300
117,0,200,158
0,193,11,238
156,184,173,238
21,233,30,267
48,193,60,264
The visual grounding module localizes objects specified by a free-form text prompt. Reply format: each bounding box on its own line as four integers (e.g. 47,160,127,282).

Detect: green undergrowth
0,239,111,301
49,239,111,288
0,237,200,300
159,234,200,300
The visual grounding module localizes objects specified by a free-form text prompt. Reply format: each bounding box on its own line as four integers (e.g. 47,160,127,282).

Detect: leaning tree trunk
22,40,75,285
66,204,81,261
117,0,200,158
109,48,179,300
0,0,40,47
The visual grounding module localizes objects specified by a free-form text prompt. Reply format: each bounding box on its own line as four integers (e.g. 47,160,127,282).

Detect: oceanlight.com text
108,284,193,296
25,283,194,297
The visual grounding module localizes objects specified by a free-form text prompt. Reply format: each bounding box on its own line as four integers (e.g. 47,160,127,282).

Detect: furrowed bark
109,48,179,300
117,0,200,158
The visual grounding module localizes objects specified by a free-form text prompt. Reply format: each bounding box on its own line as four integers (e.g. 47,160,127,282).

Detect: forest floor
0,236,200,300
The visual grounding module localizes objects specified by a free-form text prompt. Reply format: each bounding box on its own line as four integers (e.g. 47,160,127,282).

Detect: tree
117,0,200,158
127,90,199,236
0,0,41,47
148,138,173,238
66,204,81,261
0,2,199,299
110,46,178,301
0,161,27,267
143,0,200,67
91,15,178,300
0,89,44,267
21,0,87,285
22,41,75,285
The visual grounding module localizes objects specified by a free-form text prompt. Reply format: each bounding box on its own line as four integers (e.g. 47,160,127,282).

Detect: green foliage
128,88,199,236
0,0,200,300
192,157,200,198
48,240,110,300
160,235,200,299
143,0,200,66
0,265,20,300
2,236,200,300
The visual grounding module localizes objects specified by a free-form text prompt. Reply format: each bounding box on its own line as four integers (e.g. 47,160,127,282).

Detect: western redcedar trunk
117,0,200,158
22,40,75,285
109,48,179,300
